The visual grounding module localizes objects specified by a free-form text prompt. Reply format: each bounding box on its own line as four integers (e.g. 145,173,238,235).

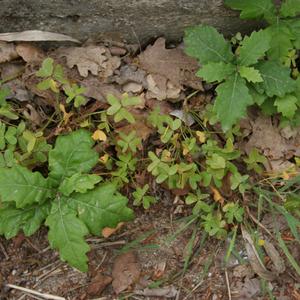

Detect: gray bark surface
0,0,263,43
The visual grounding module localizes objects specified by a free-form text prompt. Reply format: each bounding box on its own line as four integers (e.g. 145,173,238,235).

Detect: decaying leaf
139,37,203,90
112,252,141,294
241,226,276,281
0,30,80,43
263,240,286,274
116,120,153,141
244,116,300,172
81,78,122,102
146,74,181,101
233,278,261,299
0,42,19,63
58,46,121,77
92,129,107,142
16,43,45,63
87,273,112,296
101,222,124,238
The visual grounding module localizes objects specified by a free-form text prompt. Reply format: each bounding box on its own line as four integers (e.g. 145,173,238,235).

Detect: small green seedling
36,58,66,93
133,184,157,209
107,94,141,124
117,131,141,153
63,83,87,108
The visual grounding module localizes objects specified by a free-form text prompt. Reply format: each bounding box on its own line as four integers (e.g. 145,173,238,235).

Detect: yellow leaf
102,222,124,238
59,104,73,125
182,146,189,156
92,129,107,142
80,119,90,127
211,187,224,204
196,131,206,143
49,79,59,93
99,153,109,164
258,239,265,246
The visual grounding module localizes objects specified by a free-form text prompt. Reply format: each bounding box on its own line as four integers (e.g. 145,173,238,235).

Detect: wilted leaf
139,37,203,90
112,252,141,294
59,46,121,77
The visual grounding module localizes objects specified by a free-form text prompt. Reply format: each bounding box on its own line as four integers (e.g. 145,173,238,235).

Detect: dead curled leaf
101,222,124,238
112,252,141,294
16,43,45,63
138,37,203,90
58,46,121,77
87,273,112,296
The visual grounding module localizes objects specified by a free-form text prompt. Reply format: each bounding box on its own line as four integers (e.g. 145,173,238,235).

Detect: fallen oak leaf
102,222,124,238
87,273,112,296
16,43,45,63
112,252,141,294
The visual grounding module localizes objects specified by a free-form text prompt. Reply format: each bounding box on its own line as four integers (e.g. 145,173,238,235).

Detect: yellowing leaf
182,145,189,156
49,78,59,93
99,153,109,164
59,104,73,125
211,187,224,204
258,239,265,246
92,129,107,142
102,222,124,238
196,131,206,143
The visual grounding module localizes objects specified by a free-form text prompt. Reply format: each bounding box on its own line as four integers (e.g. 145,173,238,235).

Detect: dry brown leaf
23,104,42,126
16,43,45,63
59,46,121,77
241,226,276,281
0,30,80,43
139,37,203,90
146,74,181,101
0,42,19,63
87,273,112,296
101,222,124,238
112,252,141,294
123,82,143,93
245,116,300,172
263,240,286,274
81,77,122,102
116,120,153,141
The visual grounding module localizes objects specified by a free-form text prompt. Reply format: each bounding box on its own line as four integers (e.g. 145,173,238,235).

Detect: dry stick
224,269,232,300
0,241,9,260
6,284,65,300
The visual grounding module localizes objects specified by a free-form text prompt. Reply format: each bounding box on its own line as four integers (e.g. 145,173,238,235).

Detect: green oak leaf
214,73,253,131
48,129,98,182
280,0,300,17
46,200,90,272
0,165,53,208
196,62,235,83
68,184,134,236
248,85,267,105
266,23,294,61
225,0,276,22
256,61,296,97
239,66,263,83
59,173,102,196
274,94,298,119
184,25,234,64
0,202,50,239
238,30,271,66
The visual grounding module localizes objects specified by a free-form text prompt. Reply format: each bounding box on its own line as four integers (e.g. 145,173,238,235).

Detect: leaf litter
0,32,299,300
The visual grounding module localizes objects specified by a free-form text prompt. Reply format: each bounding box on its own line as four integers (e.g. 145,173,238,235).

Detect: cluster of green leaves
148,108,182,143
0,121,51,167
184,0,300,131
36,58,87,108
0,86,18,120
0,129,134,272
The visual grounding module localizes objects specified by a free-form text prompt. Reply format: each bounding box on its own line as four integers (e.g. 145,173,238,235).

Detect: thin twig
0,241,9,260
224,269,232,300
6,284,65,300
